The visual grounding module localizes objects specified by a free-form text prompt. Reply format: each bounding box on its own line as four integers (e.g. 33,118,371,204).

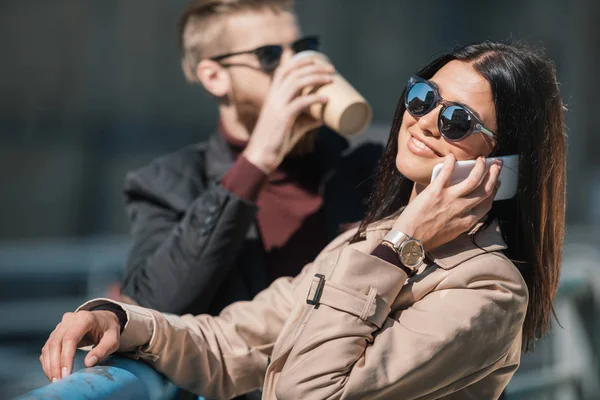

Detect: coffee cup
291,50,372,137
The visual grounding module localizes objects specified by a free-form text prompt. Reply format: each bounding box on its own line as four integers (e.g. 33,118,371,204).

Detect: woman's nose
417,106,442,137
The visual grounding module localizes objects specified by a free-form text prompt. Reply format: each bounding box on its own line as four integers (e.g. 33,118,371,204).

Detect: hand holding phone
430,155,518,201
392,155,506,251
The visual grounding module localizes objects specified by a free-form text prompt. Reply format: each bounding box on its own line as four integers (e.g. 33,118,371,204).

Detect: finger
279,63,334,96
48,326,66,382
85,328,119,367
484,160,503,195
273,56,319,84
451,156,487,197
55,312,76,379
285,63,335,82
430,154,456,189
477,179,501,214
41,346,52,381
39,355,47,380
284,63,335,76
281,73,333,101
281,54,333,78
460,212,483,232
462,179,501,227
464,160,502,202
288,93,329,118
288,115,322,148
296,116,323,136
60,333,81,379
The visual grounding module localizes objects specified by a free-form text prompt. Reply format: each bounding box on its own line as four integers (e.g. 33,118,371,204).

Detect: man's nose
280,47,295,63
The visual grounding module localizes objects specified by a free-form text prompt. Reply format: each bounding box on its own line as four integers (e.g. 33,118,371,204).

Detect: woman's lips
407,135,439,158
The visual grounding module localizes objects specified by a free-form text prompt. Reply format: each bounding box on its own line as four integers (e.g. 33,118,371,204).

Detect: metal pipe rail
14,354,175,400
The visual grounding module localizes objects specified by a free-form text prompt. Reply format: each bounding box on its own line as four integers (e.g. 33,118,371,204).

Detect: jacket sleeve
275,247,528,400
121,169,259,314
78,264,309,399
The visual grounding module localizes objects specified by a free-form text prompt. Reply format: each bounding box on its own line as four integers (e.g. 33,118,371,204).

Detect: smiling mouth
407,134,443,158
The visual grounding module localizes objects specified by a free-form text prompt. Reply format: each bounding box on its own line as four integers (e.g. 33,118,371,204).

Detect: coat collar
205,133,235,182
363,217,507,270
204,128,350,184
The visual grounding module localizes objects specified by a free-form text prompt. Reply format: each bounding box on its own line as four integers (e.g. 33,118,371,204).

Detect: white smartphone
430,154,519,201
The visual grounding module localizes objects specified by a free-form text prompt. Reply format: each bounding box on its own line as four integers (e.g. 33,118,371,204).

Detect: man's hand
243,55,334,173
40,310,121,382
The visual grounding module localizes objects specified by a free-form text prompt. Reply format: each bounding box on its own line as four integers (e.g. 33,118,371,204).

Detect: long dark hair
354,41,567,351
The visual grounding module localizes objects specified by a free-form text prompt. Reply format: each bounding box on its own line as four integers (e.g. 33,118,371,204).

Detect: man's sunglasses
210,36,320,74
405,75,497,142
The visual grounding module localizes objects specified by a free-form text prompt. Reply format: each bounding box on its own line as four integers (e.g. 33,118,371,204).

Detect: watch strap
371,243,413,275
382,230,410,249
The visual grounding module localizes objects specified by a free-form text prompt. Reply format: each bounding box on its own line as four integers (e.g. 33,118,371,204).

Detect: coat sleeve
78,261,311,399
274,247,528,400
121,168,259,314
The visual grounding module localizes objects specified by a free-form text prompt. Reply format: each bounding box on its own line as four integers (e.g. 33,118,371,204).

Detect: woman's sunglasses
210,36,320,74
404,75,497,142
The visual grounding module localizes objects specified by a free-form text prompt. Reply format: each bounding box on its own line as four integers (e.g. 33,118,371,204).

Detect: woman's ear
196,59,231,98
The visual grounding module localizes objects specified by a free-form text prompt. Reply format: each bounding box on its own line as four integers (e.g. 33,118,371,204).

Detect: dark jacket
121,129,382,316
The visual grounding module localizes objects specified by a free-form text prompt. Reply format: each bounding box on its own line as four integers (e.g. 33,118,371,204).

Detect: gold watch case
398,239,424,269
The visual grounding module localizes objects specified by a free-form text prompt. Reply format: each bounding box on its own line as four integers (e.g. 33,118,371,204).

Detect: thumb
85,329,119,367
291,115,321,145
298,114,322,132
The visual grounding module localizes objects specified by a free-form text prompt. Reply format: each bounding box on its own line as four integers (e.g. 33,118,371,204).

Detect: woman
40,41,566,399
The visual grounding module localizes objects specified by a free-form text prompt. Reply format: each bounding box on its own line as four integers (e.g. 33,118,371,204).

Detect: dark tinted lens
406,82,436,116
256,45,283,73
293,36,320,53
439,105,472,140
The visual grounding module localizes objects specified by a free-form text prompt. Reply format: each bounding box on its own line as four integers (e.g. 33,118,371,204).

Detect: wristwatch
381,230,425,270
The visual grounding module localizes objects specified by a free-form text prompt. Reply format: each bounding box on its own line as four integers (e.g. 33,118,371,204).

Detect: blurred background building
0,0,598,398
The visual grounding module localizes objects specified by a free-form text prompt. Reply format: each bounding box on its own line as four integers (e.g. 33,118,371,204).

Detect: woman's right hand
40,310,121,382
392,154,502,252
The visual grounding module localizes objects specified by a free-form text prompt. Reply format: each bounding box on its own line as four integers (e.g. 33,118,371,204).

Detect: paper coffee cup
291,51,372,137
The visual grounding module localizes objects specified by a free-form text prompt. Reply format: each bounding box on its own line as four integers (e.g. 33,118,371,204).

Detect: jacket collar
364,217,507,270
205,133,235,182
204,128,350,183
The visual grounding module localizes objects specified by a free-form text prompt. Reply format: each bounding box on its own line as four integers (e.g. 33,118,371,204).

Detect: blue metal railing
14,353,175,400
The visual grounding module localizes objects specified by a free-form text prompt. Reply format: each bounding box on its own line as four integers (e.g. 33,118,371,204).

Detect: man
120,0,381,318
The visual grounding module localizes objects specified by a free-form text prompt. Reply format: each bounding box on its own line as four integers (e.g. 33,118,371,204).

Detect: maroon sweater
220,130,329,281
219,128,405,281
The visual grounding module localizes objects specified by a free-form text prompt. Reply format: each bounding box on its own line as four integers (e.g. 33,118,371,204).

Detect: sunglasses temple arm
480,126,497,140
211,49,255,61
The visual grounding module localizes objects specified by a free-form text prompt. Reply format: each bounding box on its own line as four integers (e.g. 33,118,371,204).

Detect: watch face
400,240,424,268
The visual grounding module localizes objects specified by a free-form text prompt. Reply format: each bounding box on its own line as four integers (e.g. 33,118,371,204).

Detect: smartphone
430,154,519,201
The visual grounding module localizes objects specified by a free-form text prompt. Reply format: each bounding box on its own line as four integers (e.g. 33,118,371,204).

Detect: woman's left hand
392,154,502,251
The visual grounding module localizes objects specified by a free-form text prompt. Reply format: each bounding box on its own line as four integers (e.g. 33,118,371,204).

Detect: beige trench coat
79,218,528,399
